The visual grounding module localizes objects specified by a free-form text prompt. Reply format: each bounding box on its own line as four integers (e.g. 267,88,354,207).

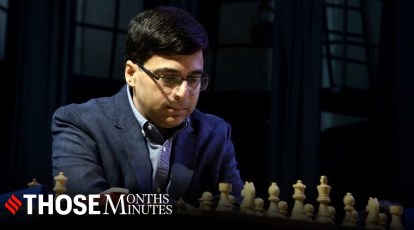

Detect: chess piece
267,182,283,218
277,200,289,218
328,206,336,222
216,182,233,212
27,178,40,188
365,197,380,229
240,181,256,214
303,204,315,221
254,197,265,216
175,197,198,214
290,179,308,221
315,175,334,224
53,172,67,197
351,210,359,226
176,197,187,212
304,203,314,222
378,212,387,230
342,192,358,227
198,191,213,211
389,205,404,230
228,194,235,206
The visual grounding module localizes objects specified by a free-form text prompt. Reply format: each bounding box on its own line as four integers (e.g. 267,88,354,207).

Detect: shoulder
53,97,110,120
52,86,127,122
191,109,228,123
190,109,232,133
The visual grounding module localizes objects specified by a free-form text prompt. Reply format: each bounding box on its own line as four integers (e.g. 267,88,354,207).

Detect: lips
166,106,187,113
172,107,186,111
167,105,186,110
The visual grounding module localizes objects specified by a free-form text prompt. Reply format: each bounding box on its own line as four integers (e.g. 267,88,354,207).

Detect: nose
173,80,190,98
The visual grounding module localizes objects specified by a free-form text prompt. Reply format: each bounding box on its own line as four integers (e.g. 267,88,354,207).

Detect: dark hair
124,6,209,64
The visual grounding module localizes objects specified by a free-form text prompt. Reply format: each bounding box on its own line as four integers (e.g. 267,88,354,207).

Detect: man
51,6,243,208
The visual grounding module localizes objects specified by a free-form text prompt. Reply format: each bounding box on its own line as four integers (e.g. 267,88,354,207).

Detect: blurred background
1,0,413,220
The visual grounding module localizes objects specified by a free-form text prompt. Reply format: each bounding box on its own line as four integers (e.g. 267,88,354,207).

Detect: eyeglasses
137,63,209,91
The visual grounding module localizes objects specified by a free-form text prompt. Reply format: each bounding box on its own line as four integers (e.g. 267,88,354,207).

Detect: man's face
125,50,204,131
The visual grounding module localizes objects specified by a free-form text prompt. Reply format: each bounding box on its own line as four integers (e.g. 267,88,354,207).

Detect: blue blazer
52,85,243,207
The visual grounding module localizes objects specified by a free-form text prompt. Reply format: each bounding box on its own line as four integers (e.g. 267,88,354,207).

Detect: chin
165,117,185,127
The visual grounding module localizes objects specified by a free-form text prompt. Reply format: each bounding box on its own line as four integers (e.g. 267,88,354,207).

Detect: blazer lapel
112,85,152,193
168,124,199,198
122,125,153,193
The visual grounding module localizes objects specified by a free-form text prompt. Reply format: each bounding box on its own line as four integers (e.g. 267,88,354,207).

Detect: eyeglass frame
136,63,209,91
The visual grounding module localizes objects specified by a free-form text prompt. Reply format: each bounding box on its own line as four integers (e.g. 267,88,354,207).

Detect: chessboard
174,176,405,230
0,173,407,230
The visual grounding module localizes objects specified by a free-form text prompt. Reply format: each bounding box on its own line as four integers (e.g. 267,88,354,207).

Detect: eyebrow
153,67,204,75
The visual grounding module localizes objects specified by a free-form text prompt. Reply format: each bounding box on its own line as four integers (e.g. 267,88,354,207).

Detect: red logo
4,194,23,215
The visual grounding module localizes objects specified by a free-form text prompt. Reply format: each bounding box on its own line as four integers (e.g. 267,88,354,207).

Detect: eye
187,77,201,86
160,75,181,85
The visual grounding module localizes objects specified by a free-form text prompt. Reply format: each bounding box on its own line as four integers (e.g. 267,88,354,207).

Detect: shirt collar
127,86,189,141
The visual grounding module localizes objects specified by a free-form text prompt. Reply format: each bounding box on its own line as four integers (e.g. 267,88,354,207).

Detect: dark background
1,0,413,221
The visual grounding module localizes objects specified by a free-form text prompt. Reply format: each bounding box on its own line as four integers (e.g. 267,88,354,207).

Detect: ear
125,60,138,87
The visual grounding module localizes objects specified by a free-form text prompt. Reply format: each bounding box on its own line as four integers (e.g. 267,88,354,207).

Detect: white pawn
216,182,233,212
267,182,283,218
176,197,187,212
389,205,404,230
328,206,336,222
53,172,67,197
277,200,289,218
27,179,40,188
228,194,235,206
198,191,213,211
378,212,387,230
254,197,265,216
315,175,334,224
351,210,359,226
342,192,358,227
304,203,314,222
290,179,308,221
